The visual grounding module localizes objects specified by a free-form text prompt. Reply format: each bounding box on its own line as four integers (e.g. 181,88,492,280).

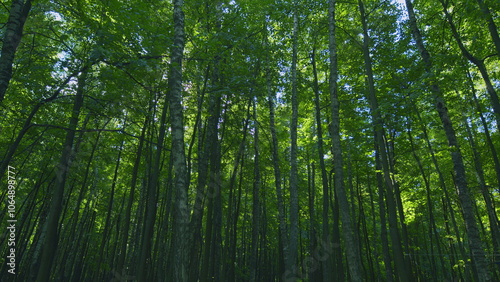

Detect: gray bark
250,98,261,282
440,0,500,131
405,0,490,280
0,0,32,102
267,68,290,277
169,0,189,280
311,46,333,282
329,0,363,280
288,7,299,281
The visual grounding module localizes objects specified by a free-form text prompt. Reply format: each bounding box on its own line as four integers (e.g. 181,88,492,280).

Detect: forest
1,0,500,281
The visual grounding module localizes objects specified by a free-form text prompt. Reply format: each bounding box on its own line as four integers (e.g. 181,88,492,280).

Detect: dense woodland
1,0,500,281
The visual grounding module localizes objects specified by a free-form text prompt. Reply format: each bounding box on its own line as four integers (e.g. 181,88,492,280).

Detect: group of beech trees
1,0,500,281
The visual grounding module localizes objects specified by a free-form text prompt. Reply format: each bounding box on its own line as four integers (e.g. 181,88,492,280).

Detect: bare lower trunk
288,8,299,281
170,0,189,280
250,99,261,282
329,0,363,280
311,46,333,282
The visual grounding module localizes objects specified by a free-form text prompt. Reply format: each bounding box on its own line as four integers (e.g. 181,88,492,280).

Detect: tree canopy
1,0,500,281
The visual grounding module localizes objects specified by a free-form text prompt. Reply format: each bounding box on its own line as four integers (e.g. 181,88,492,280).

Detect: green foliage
0,0,499,280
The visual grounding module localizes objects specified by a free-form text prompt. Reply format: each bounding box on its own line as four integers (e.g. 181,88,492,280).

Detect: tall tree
329,0,363,280
267,57,290,279
36,67,88,281
405,0,490,280
250,98,261,282
169,0,189,280
287,4,300,281
311,44,332,282
1,0,499,280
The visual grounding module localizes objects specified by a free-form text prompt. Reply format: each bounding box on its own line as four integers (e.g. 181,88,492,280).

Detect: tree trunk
286,6,300,281
36,68,87,282
188,68,210,282
0,68,82,179
463,117,500,257
414,102,470,278
375,146,394,281
170,0,189,280
405,0,490,280
476,0,500,58
440,0,500,131
329,0,363,280
224,100,251,281
97,137,125,274
330,177,345,281
357,175,376,281
306,161,321,281
116,112,149,274
250,98,261,282
267,63,290,279
0,0,32,102
200,71,223,282
407,124,448,280
311,46,333,282
137,95,168,280
466,69,500,193
358,1,410,280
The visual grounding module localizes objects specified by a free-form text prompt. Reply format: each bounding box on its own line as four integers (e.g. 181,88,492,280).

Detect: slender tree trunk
250,98,261,282
463,117,500,257
414,102,470,278
36,69,87,282
330,177,345,281
287,7,300,281
200,2,225,280
311,46,332,282
0,68,82,179
137,95,168,280
358,1,410,280
405,0,490,280
97,137,125,274
367,176,383,280
169,0,189,280
188,68,210,282
467,69,500,192
407,124,448,280
116,112,149,274
376,147,394,281
157,158,174,281
224,100,251,281
267,64,290,278
440,0,500,130
200,81,223,282
0,0,32,103
57,118,102,280
234,157,245,278
476,0,500,58
306,161,321,281
357,177,376,281
329,0,363,280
